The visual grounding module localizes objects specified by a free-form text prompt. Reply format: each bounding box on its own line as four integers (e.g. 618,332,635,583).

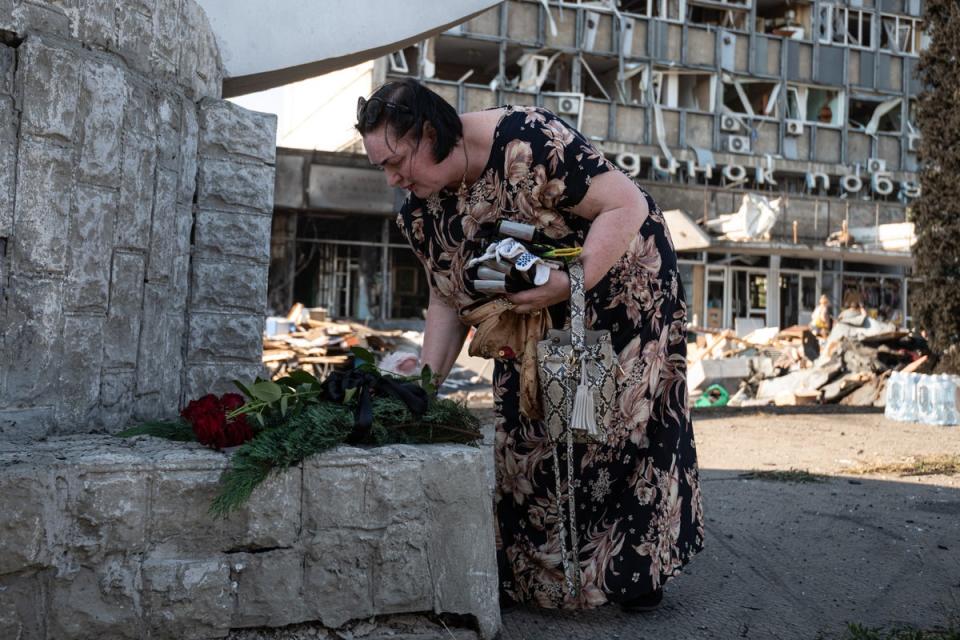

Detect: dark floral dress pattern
396,106,703,608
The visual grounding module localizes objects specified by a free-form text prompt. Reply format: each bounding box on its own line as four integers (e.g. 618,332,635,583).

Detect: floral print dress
396,106,703,608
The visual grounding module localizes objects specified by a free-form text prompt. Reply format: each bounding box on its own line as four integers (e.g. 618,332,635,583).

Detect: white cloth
467,238,552,285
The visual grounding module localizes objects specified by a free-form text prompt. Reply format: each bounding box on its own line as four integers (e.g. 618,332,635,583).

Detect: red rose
181,393,255,450
223,415,254,447
220,393,245,412
181,394,220,424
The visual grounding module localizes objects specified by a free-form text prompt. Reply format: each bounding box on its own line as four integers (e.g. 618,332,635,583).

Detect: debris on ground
688,313,931,408
262,304,493,397
262,304,415,379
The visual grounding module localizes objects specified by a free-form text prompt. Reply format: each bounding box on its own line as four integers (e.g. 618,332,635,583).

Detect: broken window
687,0,749,30
757,0,812,40
786,84,843,125
848,95,902,133
505,47,571,93
880,14,922,55
432,36,500,85
653,70,716,111
843,8,874,48
722,77,780,118
580,53,618,101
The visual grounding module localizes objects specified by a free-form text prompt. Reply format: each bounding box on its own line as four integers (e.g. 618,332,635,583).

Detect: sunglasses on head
356,96,412,127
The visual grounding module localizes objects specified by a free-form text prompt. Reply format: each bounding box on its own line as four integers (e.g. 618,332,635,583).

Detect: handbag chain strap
551,258,587,602
568,259,586,353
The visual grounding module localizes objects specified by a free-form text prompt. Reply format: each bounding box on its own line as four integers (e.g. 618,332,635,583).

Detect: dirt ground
496,407,960,640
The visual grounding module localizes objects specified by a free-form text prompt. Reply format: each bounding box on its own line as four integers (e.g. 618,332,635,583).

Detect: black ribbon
323,369,430,444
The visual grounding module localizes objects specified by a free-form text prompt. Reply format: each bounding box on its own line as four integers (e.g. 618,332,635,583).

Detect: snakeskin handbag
536,259,617,444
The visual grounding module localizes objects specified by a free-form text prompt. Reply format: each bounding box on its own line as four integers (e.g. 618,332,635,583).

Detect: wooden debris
688,319,930,407
262,303,406,381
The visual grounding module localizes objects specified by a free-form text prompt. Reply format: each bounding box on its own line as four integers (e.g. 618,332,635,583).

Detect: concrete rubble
688,312,931,408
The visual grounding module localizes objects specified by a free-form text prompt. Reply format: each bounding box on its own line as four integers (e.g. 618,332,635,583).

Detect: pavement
497,407,960,640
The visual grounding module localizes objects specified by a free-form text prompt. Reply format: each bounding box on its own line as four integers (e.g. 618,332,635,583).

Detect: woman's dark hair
355,78,462,163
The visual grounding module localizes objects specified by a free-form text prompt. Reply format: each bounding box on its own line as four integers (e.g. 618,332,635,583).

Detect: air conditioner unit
557,94,582,116
725,135,751,154
785,119,805,136
866,158,887,173
720,114,740,133
615,152,641,177
907,133,920,153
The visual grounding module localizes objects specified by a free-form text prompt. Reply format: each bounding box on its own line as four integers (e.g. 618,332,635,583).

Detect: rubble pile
688,312,930,408
262,304,409,379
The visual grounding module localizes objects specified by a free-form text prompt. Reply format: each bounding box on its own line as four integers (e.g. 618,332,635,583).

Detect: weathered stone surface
191,259,268,313
47,561,141,640
66,185,116,312
199,99,277,164
0,96,15,237
179,100,200,203
231,549,310,628
116,4,155,72
0,574,46,640
12,2,73,38
194,210,272,262
2,276,63,403
146,167,178,280
78,0,118,49
12,138,73,273
178,0,222,100
303,528,379,627
141,556,234,640
187,312,263,362
170,249,191,313
124,76,157,139
183,363,264,404
98,368,135,430
117,133,157,249
372,522,433,613
0,407,56,440
0,44,13,94
157,92,182,170
198,157,275,214
0,465,52,574
0,438,500,638
135,283,176,395
103,251,145,367
56,314,106,427
421,447,500,640
64,470,149,556
154,0,182,71
18,37,81,141
78,58,126,186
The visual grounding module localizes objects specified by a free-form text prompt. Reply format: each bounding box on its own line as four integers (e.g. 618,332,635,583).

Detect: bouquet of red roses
180,393,255,449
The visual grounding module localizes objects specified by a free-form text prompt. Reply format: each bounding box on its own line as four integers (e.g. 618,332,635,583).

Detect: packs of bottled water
885,371,921,422
887,372,959,426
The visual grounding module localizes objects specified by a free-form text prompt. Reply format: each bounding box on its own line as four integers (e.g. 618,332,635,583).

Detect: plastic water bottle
885,371,903,421
937,374,958,426
917,374,939,424
900,373,920,423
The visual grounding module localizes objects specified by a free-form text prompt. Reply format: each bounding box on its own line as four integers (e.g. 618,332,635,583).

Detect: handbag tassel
571,361,599,436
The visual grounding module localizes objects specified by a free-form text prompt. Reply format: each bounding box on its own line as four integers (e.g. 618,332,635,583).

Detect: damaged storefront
268,150,430,322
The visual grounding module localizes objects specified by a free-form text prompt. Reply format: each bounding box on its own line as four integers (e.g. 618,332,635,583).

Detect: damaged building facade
267,0,924,331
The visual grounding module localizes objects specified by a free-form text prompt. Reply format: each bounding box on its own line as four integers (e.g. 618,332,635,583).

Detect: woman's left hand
506,268,570,315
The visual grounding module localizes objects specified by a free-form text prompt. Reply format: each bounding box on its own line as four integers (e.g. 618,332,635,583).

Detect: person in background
810,294,833,336
355,78,703,613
